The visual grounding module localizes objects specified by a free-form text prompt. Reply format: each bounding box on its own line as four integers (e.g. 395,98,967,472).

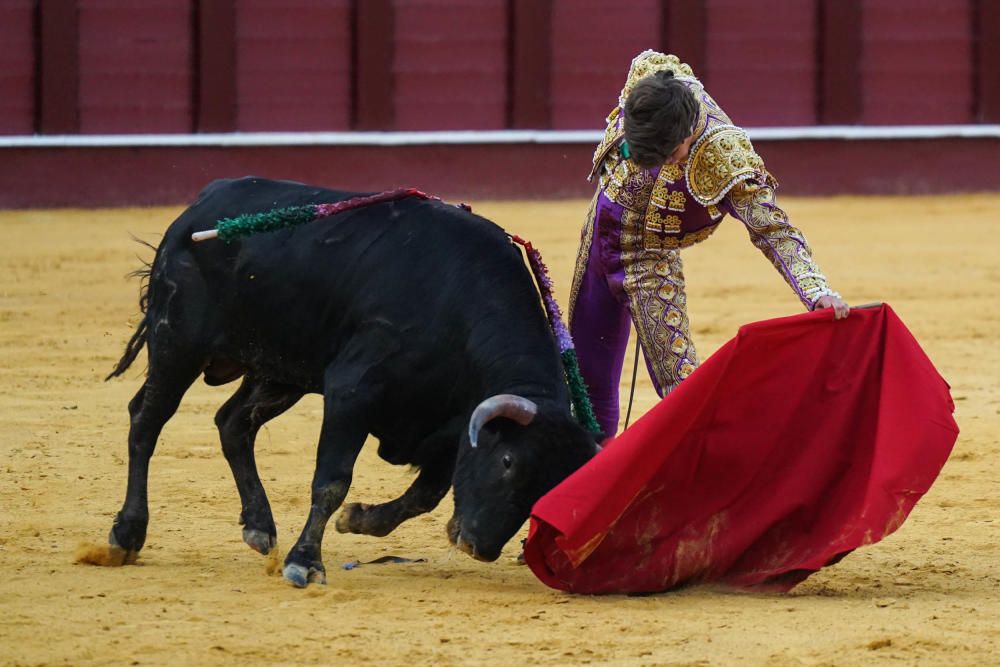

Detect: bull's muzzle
446,515,497,562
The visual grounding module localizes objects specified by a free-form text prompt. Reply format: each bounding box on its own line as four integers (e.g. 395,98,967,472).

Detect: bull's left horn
468,394,538,448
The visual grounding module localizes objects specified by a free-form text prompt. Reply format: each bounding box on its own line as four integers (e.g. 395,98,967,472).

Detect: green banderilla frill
561,349,601,435
215,206,319,242
209,188,436,243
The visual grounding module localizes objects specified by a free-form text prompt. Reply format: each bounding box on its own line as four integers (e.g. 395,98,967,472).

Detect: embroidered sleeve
724,178,839,310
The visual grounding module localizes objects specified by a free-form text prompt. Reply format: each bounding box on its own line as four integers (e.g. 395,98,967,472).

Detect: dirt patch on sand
1,196,998,665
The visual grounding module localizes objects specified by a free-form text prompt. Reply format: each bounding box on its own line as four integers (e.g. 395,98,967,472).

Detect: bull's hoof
283,562,327,588
110,513,148,554
446,515,461,546
242,528,277,555
334,503,371,534
107,528,141,565
75,540,135,567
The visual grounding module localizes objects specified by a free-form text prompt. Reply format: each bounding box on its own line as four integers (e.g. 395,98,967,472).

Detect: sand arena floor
0,195,998,666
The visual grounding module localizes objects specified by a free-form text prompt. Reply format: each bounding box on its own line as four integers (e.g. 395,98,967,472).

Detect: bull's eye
502,454,513,469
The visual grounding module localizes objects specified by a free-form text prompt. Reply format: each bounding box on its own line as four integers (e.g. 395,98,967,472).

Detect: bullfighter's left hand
814,295,850,320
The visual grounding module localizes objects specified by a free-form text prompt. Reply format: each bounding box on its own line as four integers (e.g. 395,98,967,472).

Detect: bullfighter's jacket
568,51,840,431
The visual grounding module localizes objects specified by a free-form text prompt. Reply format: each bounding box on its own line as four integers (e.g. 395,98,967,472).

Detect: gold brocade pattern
687,78,732,139
589,109,625,183
568,191,600,325
637,156,720,250
661,214,682,234
660,163,683,183
664,223,719,250
621,209,699,393
600,158,656,212
726,179,833,308
616,51,694,108
686,125,767,206
643,217,662,250
643,218,720,252
667,190,686,212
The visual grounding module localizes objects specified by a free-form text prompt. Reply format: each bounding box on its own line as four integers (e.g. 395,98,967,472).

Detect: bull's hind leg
110,357,202,561
215,376,303,555
336,454,455,538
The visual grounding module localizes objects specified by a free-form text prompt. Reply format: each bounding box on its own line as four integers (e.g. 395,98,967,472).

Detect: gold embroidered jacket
590,50,837,308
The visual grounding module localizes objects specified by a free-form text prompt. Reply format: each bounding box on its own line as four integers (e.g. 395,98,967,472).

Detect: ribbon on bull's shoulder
510,234,601,435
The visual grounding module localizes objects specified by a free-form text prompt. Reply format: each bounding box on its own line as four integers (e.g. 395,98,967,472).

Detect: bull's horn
468,394,538,448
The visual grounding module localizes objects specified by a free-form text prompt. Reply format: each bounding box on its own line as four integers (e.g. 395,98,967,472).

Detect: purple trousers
568,192,700,437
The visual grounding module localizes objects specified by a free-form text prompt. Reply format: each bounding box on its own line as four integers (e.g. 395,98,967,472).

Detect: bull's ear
591,430,607,453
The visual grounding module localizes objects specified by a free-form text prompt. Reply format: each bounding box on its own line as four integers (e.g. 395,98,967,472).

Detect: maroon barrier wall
393,0,509,130
3,137,998,208
1,0,999,205
860,0,973,125
77,0,194,133
235,0,352,131
706,0,818,126
6,0,995,133
0,1,34,134
549,0,660,129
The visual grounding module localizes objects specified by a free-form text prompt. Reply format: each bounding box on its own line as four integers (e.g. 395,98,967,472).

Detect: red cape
524,304,957,594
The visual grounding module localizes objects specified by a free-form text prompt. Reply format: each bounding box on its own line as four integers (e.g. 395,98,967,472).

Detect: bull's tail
106,240,155,380
105,316,148,380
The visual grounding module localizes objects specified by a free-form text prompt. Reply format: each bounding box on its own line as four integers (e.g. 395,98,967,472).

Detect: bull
106,177,599,587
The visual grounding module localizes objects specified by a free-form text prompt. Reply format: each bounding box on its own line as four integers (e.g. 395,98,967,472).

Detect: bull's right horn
468,394,538,448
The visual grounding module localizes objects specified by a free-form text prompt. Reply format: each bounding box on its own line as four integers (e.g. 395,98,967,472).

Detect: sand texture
1,195,998,665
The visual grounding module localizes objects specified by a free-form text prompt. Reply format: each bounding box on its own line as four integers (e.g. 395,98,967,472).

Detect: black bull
106,177,598,587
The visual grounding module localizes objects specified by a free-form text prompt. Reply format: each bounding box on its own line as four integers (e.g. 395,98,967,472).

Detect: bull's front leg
335,454,454,537
282,381,371,587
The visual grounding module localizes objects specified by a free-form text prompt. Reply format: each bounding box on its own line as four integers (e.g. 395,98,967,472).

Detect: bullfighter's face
665,131,695,165
448,416,597,561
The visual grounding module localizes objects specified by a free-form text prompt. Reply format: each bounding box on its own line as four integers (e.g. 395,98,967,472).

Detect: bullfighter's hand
814,295,850,320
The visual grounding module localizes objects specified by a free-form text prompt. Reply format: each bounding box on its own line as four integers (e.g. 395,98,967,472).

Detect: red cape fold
524,304,958,594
